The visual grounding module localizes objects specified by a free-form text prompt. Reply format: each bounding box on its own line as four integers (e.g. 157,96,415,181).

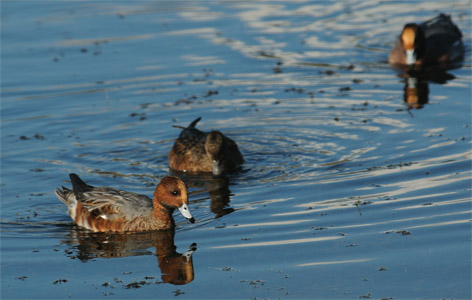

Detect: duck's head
400,24,426,66
205,131,225,176
154,176,194,223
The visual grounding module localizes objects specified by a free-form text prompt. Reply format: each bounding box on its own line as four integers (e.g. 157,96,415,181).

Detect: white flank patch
82,215,90,230
69,195,77,220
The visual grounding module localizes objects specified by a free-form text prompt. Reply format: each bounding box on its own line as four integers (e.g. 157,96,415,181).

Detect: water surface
1,1,471,299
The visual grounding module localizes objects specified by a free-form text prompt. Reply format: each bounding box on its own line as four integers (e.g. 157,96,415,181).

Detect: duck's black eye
171,190,179,196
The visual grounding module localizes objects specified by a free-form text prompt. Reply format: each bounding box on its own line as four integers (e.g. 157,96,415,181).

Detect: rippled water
2,1,471,299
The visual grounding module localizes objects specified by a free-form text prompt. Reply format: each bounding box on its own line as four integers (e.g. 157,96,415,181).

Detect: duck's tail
70,173,93,195
172,117,202,129
187,117,201,128
55,186,73,205
55,173,92,206
56,175,89,221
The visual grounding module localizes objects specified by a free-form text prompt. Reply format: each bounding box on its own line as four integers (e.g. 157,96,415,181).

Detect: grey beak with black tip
212,160,222,176
178,203,195,223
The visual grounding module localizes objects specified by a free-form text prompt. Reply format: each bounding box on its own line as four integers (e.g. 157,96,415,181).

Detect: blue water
1,1,471,299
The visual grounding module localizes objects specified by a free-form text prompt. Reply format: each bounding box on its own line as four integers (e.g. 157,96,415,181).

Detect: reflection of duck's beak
212,160,222,176
158,243,197,285
160,254,195,285
405,77,419,108
182,248,196,261
178,203,195,223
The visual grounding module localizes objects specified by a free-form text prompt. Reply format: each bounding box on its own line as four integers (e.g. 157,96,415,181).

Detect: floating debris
203,90,218,97
396,230,411,235
53,278,68,284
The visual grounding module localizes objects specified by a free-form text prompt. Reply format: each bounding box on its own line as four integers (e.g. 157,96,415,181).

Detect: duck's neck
152,200,174,228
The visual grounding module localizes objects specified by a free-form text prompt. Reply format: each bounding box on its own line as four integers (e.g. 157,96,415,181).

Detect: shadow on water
61,228,197,286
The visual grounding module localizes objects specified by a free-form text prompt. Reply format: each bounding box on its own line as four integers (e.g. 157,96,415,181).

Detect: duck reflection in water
208,175,234,218
398,70,457,110
403,75,429,109
176,173,235,219
62,229,196,285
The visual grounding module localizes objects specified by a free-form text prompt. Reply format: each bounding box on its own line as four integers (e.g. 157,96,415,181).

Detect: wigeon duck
389,13,464,68
55,173,195,232
169,117,244,175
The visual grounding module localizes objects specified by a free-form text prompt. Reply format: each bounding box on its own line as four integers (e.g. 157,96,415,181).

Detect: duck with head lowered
169,117,244,176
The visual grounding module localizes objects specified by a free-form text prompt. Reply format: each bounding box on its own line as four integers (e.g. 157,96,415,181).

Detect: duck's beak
405,49,416,65
178,203,195,223
212,160,222,176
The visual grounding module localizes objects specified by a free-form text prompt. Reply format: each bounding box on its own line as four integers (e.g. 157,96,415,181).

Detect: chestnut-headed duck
55,173,194,232
169,117,244,175
389,13,464,68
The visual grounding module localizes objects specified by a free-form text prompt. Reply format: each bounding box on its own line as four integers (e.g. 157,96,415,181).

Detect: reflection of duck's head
158,243,197,285
55,174,194,232
208,176,234,218
62,229,197,285
169,117,244,176
389,14,464,69
403,77,429,109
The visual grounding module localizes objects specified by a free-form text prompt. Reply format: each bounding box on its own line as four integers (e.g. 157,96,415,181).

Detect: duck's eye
171,191,179,196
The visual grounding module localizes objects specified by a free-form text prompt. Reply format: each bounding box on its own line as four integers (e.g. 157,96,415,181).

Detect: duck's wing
174,118,207,154
170,124,210,172
78,187,153,221
171,133,208,167
422,14,462,41
421,14,463,63
69,174,152,221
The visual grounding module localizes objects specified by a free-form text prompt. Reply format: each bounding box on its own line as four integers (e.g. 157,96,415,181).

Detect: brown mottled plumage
389,14,464,68
169,117,244,175
55,174,194,232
